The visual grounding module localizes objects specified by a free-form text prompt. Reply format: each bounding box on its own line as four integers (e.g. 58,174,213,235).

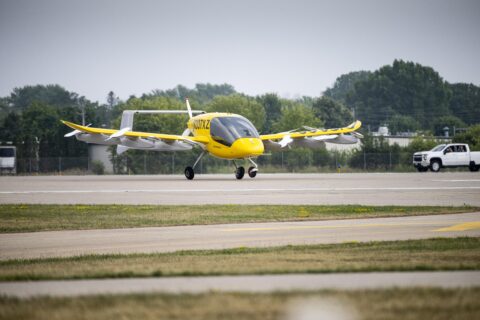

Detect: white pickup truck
413,143,480,172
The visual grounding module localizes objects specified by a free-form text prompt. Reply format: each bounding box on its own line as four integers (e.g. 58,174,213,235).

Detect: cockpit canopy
210,116,259,146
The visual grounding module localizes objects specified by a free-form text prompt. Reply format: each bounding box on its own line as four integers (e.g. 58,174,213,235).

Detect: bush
91,160,105,175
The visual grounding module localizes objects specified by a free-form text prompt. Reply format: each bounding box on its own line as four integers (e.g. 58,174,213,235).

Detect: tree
146,83,236,106
388,115,420,134
346,60,452,130
256,93,282,133
0,112,22,144
206,95,266,131
448,83,480,125
323,71,371,104
452,125,480,151
9,84,79,110
312,96,353,128
432,115,466,137
272,103,322,132
107,91,119,109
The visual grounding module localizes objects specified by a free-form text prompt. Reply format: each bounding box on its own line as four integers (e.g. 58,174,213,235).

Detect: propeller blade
106,127,131,141
279,135,293,148
186,98,193,119
64,130,80,137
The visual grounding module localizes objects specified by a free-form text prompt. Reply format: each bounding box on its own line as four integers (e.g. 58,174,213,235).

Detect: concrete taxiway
0,172,479,206
1,212,478,260
1,271,478,298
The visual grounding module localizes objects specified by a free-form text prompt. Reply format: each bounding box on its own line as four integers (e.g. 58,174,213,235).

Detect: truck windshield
431,145,446,152
210,116,259,147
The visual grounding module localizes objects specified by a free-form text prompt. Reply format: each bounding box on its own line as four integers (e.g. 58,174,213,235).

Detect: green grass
0,204,477,233
1,288,479,320
1,238,479,281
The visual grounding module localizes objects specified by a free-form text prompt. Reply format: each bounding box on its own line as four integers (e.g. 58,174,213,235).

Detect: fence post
389,151,392,171
172,153,175,175
144,154,147,174
363,151,366,170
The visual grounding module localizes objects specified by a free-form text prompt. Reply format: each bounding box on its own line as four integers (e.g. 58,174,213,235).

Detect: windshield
431,145,446,152
0,148,15,157
210,116,259,146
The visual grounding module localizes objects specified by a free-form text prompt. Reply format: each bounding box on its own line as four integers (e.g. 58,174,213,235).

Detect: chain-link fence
8,151,422,175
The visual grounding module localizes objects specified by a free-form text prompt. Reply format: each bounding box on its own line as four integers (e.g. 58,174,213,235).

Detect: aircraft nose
233,138,264,157
248,138,264,155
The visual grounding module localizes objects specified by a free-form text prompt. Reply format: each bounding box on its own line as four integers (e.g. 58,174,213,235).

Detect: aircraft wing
260,120,362,150
61,120,209,153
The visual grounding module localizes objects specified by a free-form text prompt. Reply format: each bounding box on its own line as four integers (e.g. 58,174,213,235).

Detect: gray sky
1,0,479,103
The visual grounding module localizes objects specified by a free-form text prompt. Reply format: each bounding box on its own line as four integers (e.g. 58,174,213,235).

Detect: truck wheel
430,160,441,172
469,164,480,172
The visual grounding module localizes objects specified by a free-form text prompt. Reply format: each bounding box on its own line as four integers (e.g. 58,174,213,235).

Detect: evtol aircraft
62,99,363,180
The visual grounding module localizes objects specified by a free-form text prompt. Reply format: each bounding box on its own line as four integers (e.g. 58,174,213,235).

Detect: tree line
0,60,479,172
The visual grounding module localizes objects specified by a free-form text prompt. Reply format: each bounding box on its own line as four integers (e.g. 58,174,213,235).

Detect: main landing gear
184,153,259,180
233,158,258,180
184,151,206,180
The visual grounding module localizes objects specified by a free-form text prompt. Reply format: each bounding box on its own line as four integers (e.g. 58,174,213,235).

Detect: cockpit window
210,116,259,146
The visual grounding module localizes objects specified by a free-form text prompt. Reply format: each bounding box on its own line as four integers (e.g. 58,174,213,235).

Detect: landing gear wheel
430,160,441,172
184,166,194,180
235,166,245,180
248,166,257,178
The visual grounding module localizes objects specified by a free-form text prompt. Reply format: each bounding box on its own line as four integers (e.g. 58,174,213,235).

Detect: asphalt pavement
1,212,478,260
1,172,479,205
1,271,478,298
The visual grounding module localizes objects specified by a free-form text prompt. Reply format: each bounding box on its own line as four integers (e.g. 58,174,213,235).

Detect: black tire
235,166,245,180
416,167,428,172
469,164,480,172
248,166,257,178
184,166,194,180
430,160,441,172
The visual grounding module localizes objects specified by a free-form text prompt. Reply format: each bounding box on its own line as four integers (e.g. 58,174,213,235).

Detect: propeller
106,127,131,141
279,135,293,148
186,98,193,119
64,123,91,137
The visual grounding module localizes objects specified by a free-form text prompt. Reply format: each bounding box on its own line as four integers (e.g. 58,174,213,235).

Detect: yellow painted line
434,221,480,232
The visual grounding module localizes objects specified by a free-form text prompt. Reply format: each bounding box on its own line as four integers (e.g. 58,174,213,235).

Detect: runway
1,212,479,260
1,172,480,205
1,271,478,298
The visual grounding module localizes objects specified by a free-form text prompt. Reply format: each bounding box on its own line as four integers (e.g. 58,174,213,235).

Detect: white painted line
1,186,480,194
432,180,480,182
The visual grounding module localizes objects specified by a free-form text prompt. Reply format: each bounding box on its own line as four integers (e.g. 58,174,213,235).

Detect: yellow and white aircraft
62,99,362,179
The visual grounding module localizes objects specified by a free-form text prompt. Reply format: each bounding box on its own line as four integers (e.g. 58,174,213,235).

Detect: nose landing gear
235,166,245,179
247,158,258,178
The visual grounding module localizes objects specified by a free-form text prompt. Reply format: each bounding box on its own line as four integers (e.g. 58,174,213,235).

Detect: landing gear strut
232,159,259,180
184,151,206,180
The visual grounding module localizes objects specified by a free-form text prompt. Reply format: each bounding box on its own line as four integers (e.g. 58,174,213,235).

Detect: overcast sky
1,0,479,103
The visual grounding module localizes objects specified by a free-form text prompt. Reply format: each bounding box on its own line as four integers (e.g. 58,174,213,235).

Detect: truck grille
413,155,422,162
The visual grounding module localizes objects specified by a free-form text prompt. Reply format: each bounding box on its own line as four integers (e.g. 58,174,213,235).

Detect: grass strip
1,288,479,320
0,204,477,233
1,238,479,281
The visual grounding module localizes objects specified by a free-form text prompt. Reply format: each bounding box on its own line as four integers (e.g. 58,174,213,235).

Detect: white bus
0,146,16,174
